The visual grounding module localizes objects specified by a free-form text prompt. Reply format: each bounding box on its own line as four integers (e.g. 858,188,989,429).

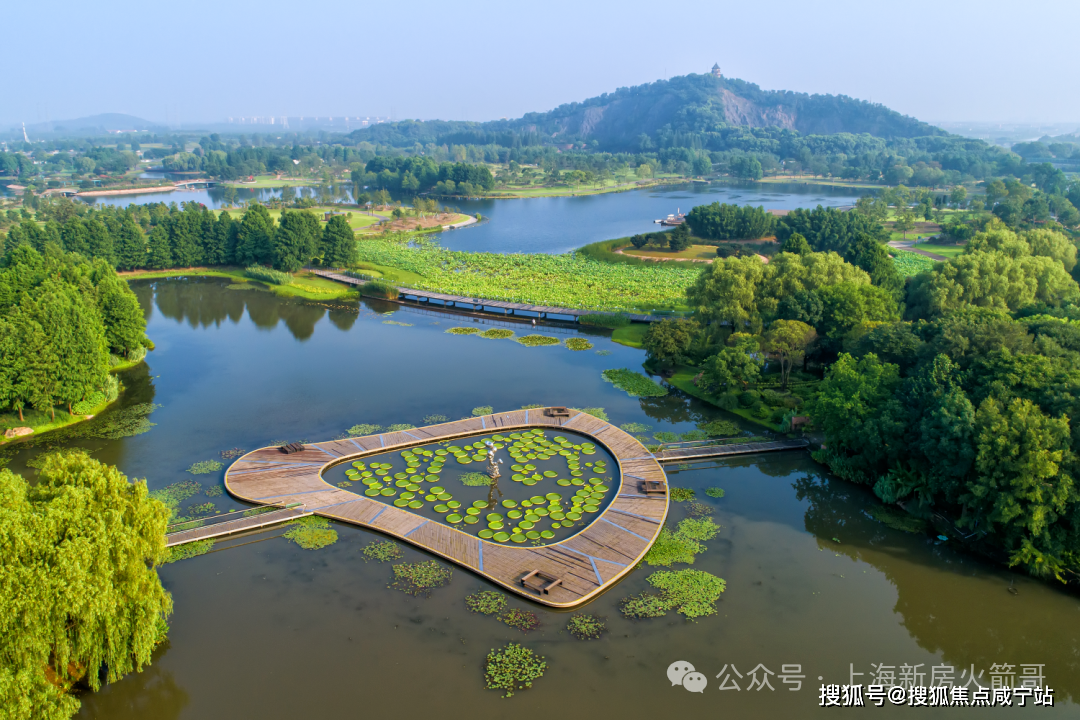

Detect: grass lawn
915,243,966,258
623,244,717,261
351,261,425,286
216,206,391,231
483,172,687,198
665,366,782,432
611,324,648,348
225,175,314,188
121,266,358,300
0,395,120,447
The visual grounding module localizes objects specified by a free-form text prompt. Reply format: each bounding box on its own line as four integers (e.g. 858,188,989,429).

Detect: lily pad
478,529,494,539
493,532,511,542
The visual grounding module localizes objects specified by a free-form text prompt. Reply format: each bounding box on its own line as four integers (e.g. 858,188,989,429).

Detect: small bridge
653,438,810,463
312,269,666,323
164,503,310,548
173,179,220,189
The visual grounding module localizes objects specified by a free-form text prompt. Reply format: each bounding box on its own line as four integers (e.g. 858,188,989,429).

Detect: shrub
761,389,786,407
245,265,292,285
71,375,120,414
738,390,759,408
579,313,631,328
717,392,740,410
753,402,771,419
485,643,546,698
360,279,399,299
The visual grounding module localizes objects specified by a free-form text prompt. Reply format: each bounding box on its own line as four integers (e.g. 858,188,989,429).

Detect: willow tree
0,452,172,720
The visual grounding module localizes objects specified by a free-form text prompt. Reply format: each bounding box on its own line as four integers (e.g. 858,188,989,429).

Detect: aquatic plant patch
472,406,494,416
699,420,739,437
601,369,667,398
563,338,593,351
670,487,695,502
219,447,245,459
643,528,705,567
705,487,726,498
348,423,382,436
516,334,560,347
480,328,515,339
501,608,541,632
594,349,612,356
150,480,201,519
621,569,727,621
362,540,404,563
653,431,679,443
676,517,720,542
466,590,508,616
186,460,223,475
685,501,712,518
485,643,546,698
203,484,224,497
423,414,449,424
390,560,453,596
679,430,708,442
572,407,609,421
283,516,338,550
382,320,413,327
620,422,652,433
161,539,213,564
566,614,605,640
446,327,481,335
386,423,417,432
459,472,492,486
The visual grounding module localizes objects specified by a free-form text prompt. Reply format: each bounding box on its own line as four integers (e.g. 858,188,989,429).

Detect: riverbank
470,175,692,199
119,266,359,300
77,185,176,197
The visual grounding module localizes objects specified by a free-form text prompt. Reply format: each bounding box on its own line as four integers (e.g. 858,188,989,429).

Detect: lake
70,181,866,254
3,278,1069,719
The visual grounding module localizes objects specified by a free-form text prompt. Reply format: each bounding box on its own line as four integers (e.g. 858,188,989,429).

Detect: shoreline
77,186,176,197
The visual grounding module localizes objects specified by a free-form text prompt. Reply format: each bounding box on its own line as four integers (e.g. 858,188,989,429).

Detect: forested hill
351,73,945,152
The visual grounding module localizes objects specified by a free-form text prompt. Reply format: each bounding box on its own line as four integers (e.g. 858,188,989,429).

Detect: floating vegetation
446,327,481,335
460,472,492,487
520,404,543,409
643,528,705,567
38,403,160,443
621,569,727,621
480,328,515,340
867,504,929,534
423,414,449,424
679,430,708,442
572,407,609,421
685,501,712,518
390,560,453,596
670,487,695,502
566,614,605,640
386,423,417,432
220,447,245,459
187,502,217,517
283,516,338,550
601,368,668,397
465,590,507,616
705,487,726,499
699,419,739,437
676,517,720,542
485,643,546,698
204,485,224,497
653,431,679,443
501,608,541,632
362,540,404,563
563,337,593,351
516,334,560,347
186,460,223,475
471,406,494,416
150,480,201,519
594,349,612,356
677,463,691,471
347,423,382,436
161,539,213,565
382,320,414,327
337,480,353,487
620,422,652,434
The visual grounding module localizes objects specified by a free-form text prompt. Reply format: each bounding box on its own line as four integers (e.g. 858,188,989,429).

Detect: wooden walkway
164,505,311,547
653,438,809,462
224,408,669,607
312,270,663,323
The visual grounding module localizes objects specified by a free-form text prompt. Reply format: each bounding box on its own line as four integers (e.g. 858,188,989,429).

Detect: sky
6,0,1080,129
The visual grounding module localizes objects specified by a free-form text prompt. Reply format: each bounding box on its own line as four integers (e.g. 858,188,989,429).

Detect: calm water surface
68,182,866,254
6,279,1073,719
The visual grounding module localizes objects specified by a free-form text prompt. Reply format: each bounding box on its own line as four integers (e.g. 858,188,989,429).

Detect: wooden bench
545,407,571,418
641,480,667,496
279,442,305,455
520,569,563,595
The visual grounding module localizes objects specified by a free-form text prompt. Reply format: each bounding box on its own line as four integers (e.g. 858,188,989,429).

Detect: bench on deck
641,480,667,497
545,407,571,418
520,569,563,595
279,442,305,454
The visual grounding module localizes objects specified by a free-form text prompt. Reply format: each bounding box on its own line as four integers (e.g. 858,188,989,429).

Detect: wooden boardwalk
164,505,311,547
654,438,809,462
224,408,669,607
312,269,663,323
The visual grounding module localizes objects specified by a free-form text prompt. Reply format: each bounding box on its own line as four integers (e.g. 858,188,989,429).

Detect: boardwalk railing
164,503,310,548
166,502,303,533
653,438,810,462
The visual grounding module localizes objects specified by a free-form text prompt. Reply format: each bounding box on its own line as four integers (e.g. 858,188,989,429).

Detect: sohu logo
668,661,708,693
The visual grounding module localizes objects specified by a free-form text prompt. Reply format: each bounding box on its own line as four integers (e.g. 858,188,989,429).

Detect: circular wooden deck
224,408,669,607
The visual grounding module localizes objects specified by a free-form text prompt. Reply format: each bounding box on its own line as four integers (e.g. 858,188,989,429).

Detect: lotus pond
323,428,619,545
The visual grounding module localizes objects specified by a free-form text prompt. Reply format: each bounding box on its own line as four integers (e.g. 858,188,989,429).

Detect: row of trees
647,203,1080,582
684,202,776,240
0,246,147,421
2,202,358,273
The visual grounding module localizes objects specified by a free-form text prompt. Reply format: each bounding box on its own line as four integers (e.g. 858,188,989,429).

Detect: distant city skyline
5,0,1079,129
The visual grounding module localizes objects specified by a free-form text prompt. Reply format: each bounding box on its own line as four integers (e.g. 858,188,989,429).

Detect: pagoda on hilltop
711,63,722,78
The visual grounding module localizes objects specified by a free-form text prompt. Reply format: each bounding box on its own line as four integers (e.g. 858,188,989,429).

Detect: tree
113,215,147,270
235,204,276,266
0,452,171,720
764,320,817,387
668,224,692,252
272,210,320,272
950,186,967,209
630,234,649,249
700,344,763,393
146,225,173,270
780,232,810,255
893,209,916,239
320,216,357,267
94,269,146,356
642,318,698,369
817,282,900,340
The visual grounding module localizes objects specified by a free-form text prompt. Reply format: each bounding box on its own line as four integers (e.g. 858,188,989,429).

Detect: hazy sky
6,0,1079,128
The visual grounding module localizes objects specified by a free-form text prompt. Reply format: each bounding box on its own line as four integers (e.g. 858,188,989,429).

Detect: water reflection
76,664,188,720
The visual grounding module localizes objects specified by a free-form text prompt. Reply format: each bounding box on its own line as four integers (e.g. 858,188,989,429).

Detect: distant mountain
352,72,946,151
19,113,164,136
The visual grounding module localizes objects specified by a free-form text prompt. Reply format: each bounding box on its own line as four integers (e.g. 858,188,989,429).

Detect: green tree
146,225,173,270
780,233,810,255
272,210,320,272
235,204,276,266
642,319,698,369
950,186,967,208
668,224,692,252
764,319,817,387
320,215,357,267
94,269,146,356
113,215,147,271
700,343,763,393
817,282,900,340
893,209,916,239
0,451,172,720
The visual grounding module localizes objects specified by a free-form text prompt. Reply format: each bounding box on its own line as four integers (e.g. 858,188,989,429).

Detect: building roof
712,62,720,70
